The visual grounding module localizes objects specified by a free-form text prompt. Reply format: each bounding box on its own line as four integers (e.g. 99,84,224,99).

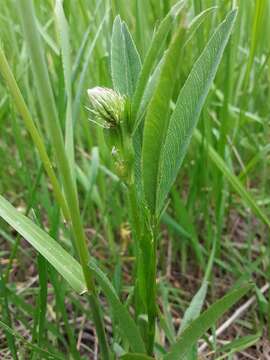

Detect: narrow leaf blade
55,0,74,173
0,196,86,294
194,129,270,229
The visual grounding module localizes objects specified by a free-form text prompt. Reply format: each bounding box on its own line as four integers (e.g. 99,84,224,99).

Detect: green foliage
157,10,237,213
111,16,142,98
141,23,184,213
0,0,268,359
164,284,253,360
120,354,154,360
0,195,86,294
89,261,146,353
131,0,186,127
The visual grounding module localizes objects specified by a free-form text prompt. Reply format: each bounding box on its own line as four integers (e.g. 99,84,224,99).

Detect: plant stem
145,218,158,355
127,183,158,355
88,294,112,360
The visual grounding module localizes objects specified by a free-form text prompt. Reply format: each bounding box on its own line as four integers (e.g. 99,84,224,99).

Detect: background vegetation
0,0,269,359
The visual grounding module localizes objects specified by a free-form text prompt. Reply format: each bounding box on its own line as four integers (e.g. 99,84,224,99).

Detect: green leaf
157,9,237,213
215,332,261,359
179,281,208,334
135,57,164,129
132,0,185,127
184,6,218,48
120,354,154,360
164,284,253,360
0,195,86,294
0,47,70,222
18,0,99,300
142,24,184,214
111,16,141,97
88,261,146,353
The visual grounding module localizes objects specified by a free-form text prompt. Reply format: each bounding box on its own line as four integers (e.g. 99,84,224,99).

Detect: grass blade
55,0,75,176
215,332,261,359
0,195,86,294
73,11,107,124
194,129,270,228
164,284,253,360
0,273,18,359
0,47,70,222
17,0,97,298
0,320,64,360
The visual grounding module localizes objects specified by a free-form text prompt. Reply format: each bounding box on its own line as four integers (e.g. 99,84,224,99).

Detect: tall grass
0,0,269,359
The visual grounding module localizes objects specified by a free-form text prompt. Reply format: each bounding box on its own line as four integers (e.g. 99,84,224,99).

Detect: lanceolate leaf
179,281,208,334
184,6,218,48
132,0,185,127
0,196,86,294
157,9,237,213
142,25,184,214
164,284,252,360
89,261,146,353
111,16,141,97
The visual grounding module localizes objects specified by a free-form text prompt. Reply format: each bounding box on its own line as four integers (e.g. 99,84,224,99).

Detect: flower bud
87,87,125,128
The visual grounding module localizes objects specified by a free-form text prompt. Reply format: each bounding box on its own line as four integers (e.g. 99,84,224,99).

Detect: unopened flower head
87,87,125,128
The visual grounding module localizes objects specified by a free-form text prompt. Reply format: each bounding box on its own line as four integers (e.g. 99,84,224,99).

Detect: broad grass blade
111,16,141,97
0,196,86,294
164,284,252,360
157,10,237,213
